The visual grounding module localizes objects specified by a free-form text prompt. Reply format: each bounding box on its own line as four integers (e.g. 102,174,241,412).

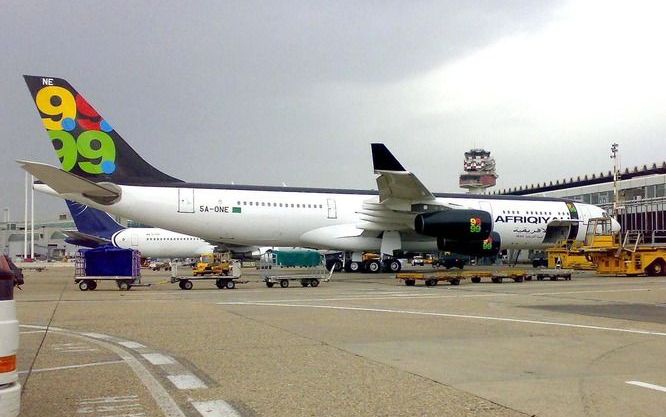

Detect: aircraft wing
372,143,435,203
17,160,121,204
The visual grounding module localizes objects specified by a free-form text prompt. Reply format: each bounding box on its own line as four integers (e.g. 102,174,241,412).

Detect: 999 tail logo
33,78,116,175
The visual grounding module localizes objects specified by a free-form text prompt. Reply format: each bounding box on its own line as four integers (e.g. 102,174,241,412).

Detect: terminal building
0,211,78,260
493,162,666,238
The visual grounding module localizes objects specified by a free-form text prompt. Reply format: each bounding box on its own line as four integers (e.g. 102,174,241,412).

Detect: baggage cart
259,250,333,288
74,247,148,291
171,260,245,290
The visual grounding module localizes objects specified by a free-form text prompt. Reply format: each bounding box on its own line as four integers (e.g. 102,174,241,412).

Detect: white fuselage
46,184,608,253
110,228,215,258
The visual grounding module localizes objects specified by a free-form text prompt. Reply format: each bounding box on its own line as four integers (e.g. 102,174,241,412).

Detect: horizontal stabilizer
17,160,121,204
62,230,111,246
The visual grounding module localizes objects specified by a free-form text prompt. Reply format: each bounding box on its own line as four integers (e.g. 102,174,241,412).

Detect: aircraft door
131,233,139,248
178,188,195,213
327,198,337,219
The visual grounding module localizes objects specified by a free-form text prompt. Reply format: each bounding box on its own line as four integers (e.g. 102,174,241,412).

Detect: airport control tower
459,148,498,194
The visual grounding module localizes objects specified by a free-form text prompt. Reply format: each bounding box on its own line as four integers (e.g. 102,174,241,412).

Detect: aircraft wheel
78,281,89,291
348,261,361,272
388,260,401,273
310,279,320,287
367,260,381,273
280,279,289,288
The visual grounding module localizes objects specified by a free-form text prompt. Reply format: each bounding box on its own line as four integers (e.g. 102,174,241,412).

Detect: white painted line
18,360,124,374
626,381,666,392
20,330,46,334
192,400,241,417
118,341,146,349
231,302,666,337
142,353,175,365
167,374,207,390
218,287,660,306
82,332,113,340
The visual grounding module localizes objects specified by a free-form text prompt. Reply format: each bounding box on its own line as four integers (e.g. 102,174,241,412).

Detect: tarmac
14,265,666,417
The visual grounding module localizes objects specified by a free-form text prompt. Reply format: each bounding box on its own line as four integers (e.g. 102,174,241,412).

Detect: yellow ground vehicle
581,218,666,276
192,253,230,276
545,240,595,270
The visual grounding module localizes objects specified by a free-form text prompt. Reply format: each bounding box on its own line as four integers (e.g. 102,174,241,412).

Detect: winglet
371,143,405,172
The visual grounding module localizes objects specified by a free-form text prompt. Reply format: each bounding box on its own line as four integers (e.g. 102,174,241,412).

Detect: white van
0,256,20,417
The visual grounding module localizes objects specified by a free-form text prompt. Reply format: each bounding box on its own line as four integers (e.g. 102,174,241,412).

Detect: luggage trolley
259,249,334,288
74,247,148,291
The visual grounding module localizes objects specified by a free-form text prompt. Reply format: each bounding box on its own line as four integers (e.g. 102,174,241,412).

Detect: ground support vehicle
545,241,595,270
259,250,333,288
398,268,530,286
192,253,231,276
581,218,666,276
396,271,466,286
464,269,529,284
532,269,573,281
171,261,244,290
0,256,21,417
74,247,148,291
432,255,466,269
344,252,403,273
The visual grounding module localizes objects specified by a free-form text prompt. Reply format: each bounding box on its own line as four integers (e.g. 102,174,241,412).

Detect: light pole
610,143,620,219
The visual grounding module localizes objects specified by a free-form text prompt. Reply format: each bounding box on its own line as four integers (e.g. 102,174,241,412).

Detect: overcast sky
2,0,665,220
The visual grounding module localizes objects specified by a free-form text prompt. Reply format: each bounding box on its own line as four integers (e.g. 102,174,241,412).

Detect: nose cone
611,218,621,233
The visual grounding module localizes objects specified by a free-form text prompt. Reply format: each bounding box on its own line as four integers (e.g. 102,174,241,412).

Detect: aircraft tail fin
23,75,182,185
65,200,124,241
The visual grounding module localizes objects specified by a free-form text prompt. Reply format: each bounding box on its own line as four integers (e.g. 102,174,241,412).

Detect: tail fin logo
33,82,116,175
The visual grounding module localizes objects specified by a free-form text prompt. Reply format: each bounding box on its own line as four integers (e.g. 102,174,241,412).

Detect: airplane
19,75,620,273
62,199,216,258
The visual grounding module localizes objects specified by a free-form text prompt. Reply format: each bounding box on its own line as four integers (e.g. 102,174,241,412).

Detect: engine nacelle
414,209,492,240
437,232,501,257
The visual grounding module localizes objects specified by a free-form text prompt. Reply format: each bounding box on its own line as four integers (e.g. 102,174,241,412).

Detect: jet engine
414,209,492,240
437,231,501,257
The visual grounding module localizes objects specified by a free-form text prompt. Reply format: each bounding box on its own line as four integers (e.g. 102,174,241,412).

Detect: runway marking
626,381,666,393
225,302,666,337
77,394,145,416
192,400,241,417
82,332,114,340
142,353,175,365
166,374,207,390
51,342,98,353
18,360,124,374
119,341,146,349
21,325,188,417
218,287,661,305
